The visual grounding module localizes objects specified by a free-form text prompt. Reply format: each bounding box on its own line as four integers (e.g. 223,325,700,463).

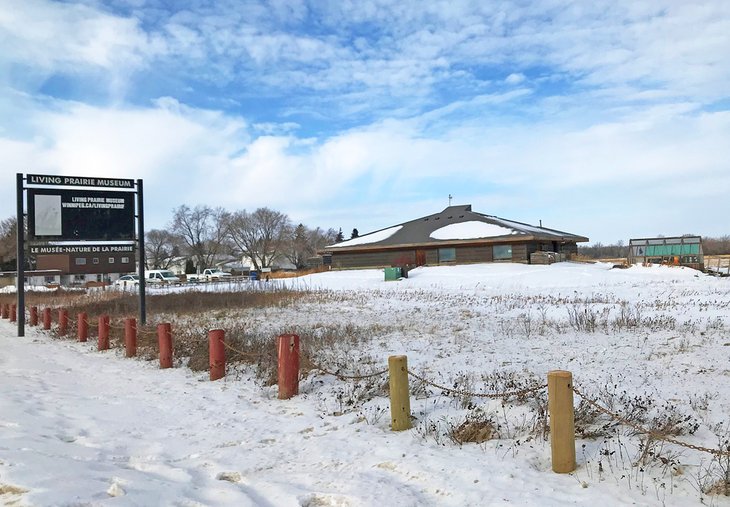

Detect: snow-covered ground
1,262,729,506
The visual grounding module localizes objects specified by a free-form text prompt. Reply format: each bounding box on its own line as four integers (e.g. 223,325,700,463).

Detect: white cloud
505,73,525,85
0,0,160,79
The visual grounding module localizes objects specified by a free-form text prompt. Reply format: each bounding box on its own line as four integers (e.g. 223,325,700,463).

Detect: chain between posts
219,338,266,359
407,368,547,399
571,385,730,458
305,357,389,381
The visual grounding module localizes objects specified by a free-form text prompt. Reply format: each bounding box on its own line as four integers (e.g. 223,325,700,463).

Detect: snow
1,262,729,506
326,226,402,248
429,221,514,240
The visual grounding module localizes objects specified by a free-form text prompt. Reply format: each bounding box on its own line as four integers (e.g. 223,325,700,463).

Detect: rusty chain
571,385,730,458
219,339,265,359
407,368,547,399
305,357,389,381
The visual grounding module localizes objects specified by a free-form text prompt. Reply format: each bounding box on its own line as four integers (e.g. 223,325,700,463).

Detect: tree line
0,206,358,273
147,205,344,272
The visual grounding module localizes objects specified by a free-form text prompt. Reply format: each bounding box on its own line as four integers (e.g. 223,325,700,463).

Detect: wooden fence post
98,315,110,351
158,323,172,369
58,309,68,336
124,318,137,357
30,306,38,326
209,329,225,381
77,312,88,342
388,355,411,431
277,334,300,399
548,370,576,473
9,304,16,323
43,308,51,330
1,303,8,319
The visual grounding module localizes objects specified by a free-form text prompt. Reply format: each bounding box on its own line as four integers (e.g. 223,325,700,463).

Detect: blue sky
1,0,729,244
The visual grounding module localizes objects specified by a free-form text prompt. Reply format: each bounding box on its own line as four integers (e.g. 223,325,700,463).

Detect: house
320,204,589,269
35,251,136,286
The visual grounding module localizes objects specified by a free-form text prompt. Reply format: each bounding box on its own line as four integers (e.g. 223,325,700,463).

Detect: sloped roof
325,205,588,251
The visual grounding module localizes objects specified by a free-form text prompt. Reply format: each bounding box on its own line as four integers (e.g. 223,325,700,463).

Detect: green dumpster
384,267,402,281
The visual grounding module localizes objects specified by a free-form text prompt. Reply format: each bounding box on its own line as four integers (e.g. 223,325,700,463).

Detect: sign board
29,244,135,255
26,174,135,189
28,189,135,241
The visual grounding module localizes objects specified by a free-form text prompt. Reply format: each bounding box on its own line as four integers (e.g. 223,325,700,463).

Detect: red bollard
1,303,8,319
43,308,52,330
58,309,68,336
277,334,300,399
30,306,38,326
9,304,16,323
77,312,88,342
124,318,137,357
209,329,225,381
158,323,173,369
98,315,110,351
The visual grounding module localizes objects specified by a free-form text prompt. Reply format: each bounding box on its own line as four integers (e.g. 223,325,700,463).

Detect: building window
75,258,87,265
493,245,512,260
438,248,456,263
121,257,130,264
74,274,84,281
109,257,115,264
92,257,100,265
45,276,55,283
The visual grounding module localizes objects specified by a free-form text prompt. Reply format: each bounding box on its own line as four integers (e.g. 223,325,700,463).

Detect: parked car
145,270,180,284
113,274,139,288
186,268,232,282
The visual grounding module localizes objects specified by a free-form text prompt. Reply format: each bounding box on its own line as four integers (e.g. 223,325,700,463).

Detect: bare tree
227,208,292,271
0,217,17,270
170,205,230,271
145,229,181,270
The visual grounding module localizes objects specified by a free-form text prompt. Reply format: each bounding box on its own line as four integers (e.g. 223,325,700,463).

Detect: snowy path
1,323,649,507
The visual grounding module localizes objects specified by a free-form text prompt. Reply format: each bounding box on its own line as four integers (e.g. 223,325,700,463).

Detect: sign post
16,173,25,337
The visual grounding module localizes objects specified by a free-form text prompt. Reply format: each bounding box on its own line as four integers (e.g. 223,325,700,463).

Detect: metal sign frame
16,174,146,337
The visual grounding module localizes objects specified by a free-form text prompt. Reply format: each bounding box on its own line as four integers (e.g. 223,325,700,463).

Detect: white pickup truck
186,268,232,282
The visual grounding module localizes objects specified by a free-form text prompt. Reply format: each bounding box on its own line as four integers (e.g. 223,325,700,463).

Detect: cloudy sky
2,0,729,244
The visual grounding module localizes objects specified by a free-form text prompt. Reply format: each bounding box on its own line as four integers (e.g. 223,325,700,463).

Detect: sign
26,174,135,189
29,244,135,255
28,189,135,241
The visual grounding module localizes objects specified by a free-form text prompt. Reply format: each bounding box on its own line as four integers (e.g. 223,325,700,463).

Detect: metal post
16,173,25,337
136,179,146,325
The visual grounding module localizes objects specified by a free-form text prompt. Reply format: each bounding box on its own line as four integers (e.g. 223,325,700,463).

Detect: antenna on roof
448,194,453,206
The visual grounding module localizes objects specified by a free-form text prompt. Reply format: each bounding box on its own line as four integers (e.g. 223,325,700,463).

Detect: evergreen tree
335,228,344,243
351,228,359,239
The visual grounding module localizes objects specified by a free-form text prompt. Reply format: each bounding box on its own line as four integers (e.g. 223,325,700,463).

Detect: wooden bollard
58,309,68,336
158,323,172,369
98,315,110,351
277,334,300,399
77,312,88,342
124,318,137,357
43,308,52,330
30,306,38,326
9,304,16,322
1,303,7,319
388,355,412,431
209,329,225,381
548,370,576,473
